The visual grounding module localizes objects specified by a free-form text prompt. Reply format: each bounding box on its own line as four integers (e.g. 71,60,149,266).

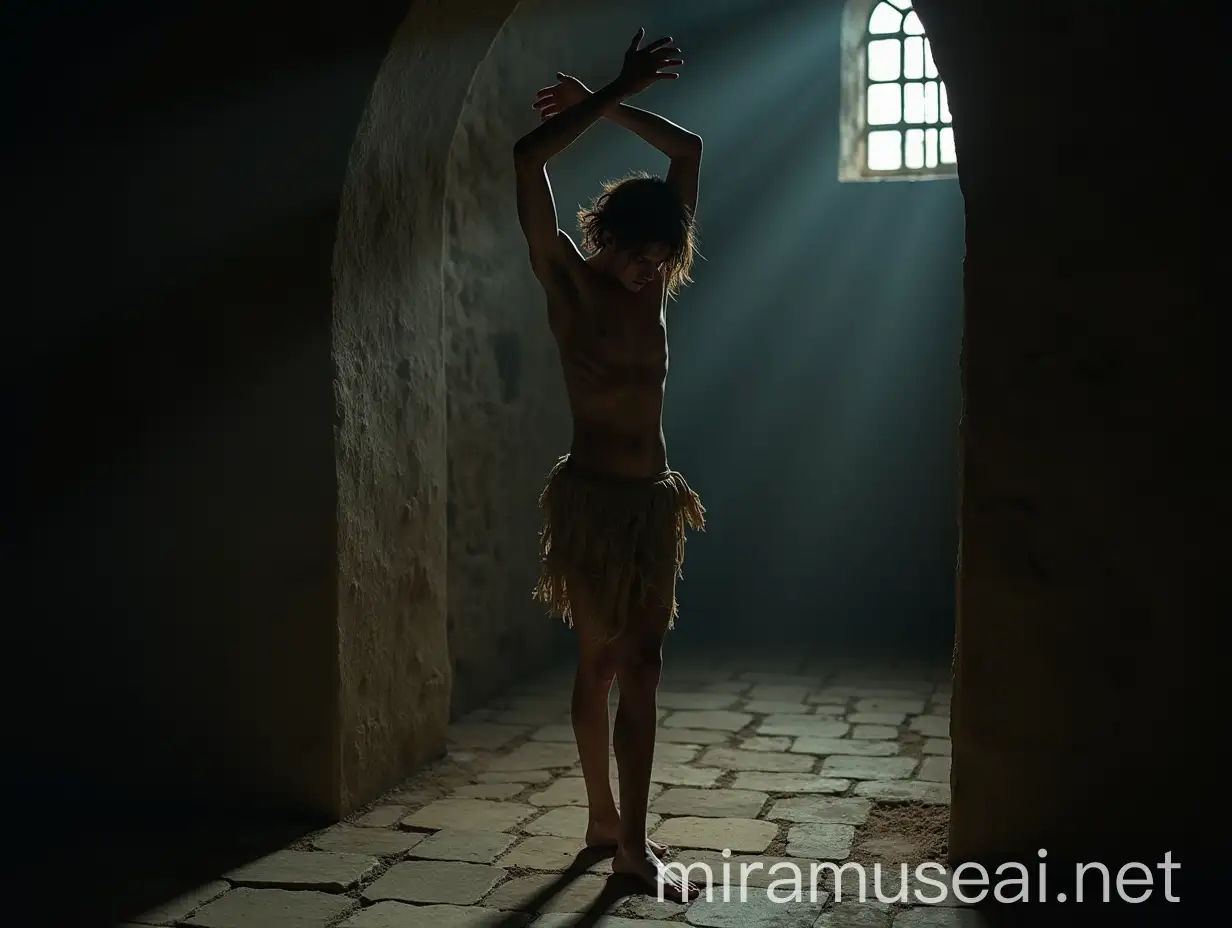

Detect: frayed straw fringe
532,454,705,642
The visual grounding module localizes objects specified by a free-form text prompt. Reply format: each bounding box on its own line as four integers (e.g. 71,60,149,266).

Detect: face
612,243,671,293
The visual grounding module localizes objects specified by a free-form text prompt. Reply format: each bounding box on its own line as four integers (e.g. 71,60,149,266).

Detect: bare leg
610,587,698,900
571,616,620,844
569,576,668,856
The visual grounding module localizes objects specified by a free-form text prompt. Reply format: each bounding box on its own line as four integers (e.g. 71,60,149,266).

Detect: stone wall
916,0,1213,875
333,0,526,810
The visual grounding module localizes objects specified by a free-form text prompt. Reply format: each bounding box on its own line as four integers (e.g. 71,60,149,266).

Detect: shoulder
539,232,589,334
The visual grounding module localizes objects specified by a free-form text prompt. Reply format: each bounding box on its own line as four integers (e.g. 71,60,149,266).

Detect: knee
619,640,663,690
578,647,618,685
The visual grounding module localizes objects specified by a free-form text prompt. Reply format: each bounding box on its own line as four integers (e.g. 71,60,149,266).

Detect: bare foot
613,842,700,902
585,819,669,858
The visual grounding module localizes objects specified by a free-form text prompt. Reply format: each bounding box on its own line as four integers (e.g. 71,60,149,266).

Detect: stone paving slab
656,727,730,745
785,823,856,859
362,859,506,905
531,916,678,928
686,893,827,928
225,850,379,892
355,805,409,828
531,776,665,807
747,684,810,701
341,902,531,927
131,879,230,925
767,797,872,825
922,739,951,756
487,742,579,771
757,717,850,738
404,798,537,832
311,825,427,856
614,893,688,920
652,742,705,764
854,699,926,714
815,901,893,927
910,716,951,738
448,723,529,750
650,763,724,786
851,725,899,740
918,757,951,782
409,829,520,863
492,709,569,726
523,806,663,839
743,700,813,715
662,710,754,731
497,835,613,872
658,691,741,710
184,888,354,928
730,773,851,794
741,735,793,751
678,853,826,890
476,769,556,784
529,724,584,742
652,816,777,852
853,781,951,804
696,747,813,772
452,782,527,800
828,863,967,906
820,756,918,780
791,737,900,757
848,712,906,726
652,787,770,818
480,873,609,912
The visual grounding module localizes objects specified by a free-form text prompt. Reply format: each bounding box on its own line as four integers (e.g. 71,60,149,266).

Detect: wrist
597,78,633,105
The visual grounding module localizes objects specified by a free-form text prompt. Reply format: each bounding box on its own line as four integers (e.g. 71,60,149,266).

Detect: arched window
839,0,956,181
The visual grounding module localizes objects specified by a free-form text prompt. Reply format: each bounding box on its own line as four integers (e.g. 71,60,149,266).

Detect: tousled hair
576,171,698,295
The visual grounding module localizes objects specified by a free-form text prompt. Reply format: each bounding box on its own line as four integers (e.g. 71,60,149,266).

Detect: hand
533,73,591,121
615,27,683,95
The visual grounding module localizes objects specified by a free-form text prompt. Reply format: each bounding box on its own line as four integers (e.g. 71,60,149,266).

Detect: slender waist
568,422,667,480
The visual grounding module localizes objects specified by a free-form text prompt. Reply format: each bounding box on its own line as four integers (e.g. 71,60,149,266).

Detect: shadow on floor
6,788,321,928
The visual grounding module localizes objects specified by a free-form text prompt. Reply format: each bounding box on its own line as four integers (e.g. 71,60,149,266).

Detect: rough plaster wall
332,0,522,813
915,0,1212,867
442,0,637,715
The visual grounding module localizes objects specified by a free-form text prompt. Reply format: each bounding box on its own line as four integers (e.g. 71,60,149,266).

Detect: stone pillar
917,0,1213,887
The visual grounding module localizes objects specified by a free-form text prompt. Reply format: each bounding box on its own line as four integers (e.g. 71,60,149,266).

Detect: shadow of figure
487,847,661,928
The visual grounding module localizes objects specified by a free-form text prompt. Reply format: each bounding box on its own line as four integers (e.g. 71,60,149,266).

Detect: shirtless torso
542,233,669,479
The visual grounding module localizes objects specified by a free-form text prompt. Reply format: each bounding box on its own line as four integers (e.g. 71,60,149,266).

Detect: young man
513,29,705,901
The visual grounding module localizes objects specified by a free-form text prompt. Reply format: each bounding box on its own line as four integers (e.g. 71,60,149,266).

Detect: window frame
839,0,958,182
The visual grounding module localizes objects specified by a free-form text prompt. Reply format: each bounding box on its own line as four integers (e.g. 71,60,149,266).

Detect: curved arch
331,0,524,810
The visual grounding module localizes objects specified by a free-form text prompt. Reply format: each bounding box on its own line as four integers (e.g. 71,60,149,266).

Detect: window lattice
841,0,955,181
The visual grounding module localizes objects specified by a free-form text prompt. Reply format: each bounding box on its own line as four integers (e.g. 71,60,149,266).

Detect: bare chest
570,280,667,366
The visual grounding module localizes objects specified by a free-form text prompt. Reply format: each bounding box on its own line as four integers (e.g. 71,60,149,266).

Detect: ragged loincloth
532,454,705,642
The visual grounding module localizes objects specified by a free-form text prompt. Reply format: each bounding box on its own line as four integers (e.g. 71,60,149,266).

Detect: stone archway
332,0,666,810
331,0,526,813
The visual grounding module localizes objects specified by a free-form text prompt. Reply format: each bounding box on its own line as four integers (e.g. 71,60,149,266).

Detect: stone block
820,756,918,780
361,860,505,905
184,889,353,928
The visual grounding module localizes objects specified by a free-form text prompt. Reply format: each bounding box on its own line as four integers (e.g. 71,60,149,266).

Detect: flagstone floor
118,656,985,928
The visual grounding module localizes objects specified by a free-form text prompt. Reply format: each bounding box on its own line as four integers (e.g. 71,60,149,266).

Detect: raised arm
533,30,701,216
513,80,628,277
606,103,702,217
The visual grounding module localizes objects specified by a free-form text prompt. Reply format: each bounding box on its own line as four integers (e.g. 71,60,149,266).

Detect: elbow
680,132,703,158
513,136,542,167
